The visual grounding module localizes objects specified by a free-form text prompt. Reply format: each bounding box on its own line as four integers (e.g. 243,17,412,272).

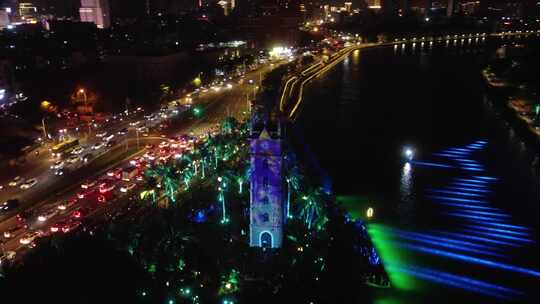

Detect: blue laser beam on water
461,229,535,243
468,220,532,232
411,161,454,168
393,241,540,278
462,224,531,237
443,212,509,222
434,201,501,211
387,264,523,300
370,226,500,251
473,176,499,181
427,189,486,198
450,182,490,189
433,230,522,247
426,195,489,204
454,178,491,184
445,186,492,194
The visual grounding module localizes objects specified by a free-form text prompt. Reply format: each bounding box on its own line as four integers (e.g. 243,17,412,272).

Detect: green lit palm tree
299,187,328,231
146,164,180,203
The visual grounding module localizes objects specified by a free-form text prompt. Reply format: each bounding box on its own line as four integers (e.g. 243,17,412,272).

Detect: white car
66,155,80,164
120,183,136,193
8,176,24,187
93,142,104,150
50,160,65,170
19,231,42,245
37,208,58,222
71,146,84,155
20,178,38,190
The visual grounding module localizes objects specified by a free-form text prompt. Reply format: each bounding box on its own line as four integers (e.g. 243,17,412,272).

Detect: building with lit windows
79,0,110,29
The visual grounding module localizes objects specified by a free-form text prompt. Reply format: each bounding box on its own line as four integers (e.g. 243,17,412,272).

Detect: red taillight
73,211,81,218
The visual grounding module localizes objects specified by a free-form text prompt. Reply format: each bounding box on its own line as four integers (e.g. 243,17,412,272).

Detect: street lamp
404,147,414,162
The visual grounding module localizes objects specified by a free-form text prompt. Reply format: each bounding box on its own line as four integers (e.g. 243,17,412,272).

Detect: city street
0,60,279,258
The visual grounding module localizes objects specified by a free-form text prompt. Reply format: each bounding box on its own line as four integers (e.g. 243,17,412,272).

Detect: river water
291,36,540,303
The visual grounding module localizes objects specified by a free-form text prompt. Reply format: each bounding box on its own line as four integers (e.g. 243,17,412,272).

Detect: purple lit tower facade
249,108,284,249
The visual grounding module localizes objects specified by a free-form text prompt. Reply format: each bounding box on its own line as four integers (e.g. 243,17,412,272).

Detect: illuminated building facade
249,108,284,249
79,0,110,29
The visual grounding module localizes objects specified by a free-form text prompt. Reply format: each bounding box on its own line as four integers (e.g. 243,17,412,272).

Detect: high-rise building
446,0,454,17
79,0,110,29
0,9,10,29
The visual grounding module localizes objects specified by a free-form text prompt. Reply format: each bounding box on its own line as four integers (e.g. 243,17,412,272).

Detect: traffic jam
1,133,200,254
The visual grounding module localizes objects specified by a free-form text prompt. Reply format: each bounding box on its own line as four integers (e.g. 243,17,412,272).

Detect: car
77,188,96,199
56,198,78,211
120,183,136,193
54,169,65,176
50,220,68,233
61,220,81,233
0,251,16,266
8,176,24,187
50,160,64,170
117,128,128,135
71,146,84,155
72,207,89,219
103,134,115,142
107,168,122,179
3,224,26,239
82,153,94,162
66,154,81,163
99,182,116,193
92,142,104,150
106,140,116,148
19,231,42,245
20,178,38,190
96,131,107,137
1,199,20,213
16,209,33,224
81,180,97,189
130,120,141,127
37,208,58,222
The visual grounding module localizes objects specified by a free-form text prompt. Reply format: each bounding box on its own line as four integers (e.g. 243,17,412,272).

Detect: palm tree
299,187,328,231
146,164,180,203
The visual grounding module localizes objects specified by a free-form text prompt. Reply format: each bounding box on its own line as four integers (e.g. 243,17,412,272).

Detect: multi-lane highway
0,61,279,261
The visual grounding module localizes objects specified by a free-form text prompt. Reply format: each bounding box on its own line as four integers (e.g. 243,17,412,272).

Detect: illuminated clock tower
249,110,284,249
